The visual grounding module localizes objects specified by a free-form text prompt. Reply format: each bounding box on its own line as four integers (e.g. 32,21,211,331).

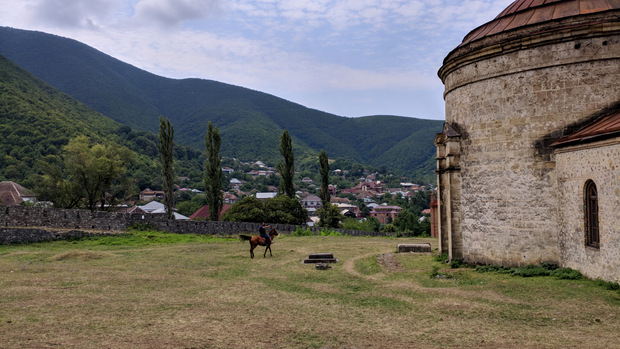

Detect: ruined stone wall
0,205,389,244
555,140,620,282
441,32,620,266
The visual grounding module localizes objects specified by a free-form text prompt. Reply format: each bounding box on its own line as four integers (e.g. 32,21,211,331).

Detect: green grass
0,232,619,349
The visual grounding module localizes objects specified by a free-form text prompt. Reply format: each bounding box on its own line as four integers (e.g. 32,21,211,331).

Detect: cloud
132,0,223,27
23,0,125,29
0,0,516,119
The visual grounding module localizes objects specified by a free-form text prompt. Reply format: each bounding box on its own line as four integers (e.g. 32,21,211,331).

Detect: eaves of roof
552,109,620,146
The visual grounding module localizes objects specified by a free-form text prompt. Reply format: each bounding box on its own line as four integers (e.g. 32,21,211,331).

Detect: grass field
1,231,619,348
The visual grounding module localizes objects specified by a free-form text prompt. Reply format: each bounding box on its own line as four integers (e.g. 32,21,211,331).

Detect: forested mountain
0,26,443,182
0,54,203,189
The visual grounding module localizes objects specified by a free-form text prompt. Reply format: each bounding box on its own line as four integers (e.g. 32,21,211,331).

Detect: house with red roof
189,204,232,221
0,181,36,206
369,205,402,224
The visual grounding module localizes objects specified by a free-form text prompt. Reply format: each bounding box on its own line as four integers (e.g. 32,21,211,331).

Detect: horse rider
259,222,271,245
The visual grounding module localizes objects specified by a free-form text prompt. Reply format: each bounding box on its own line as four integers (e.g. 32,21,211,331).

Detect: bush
429,265,453,279
476,265,513,273
291,226,314,236
510,265,551,277
382,224,396,233
476,263,583,280
434,252,449,263
594,279,620,290
550,268,583,280
450,258,467,269
319,229,342,237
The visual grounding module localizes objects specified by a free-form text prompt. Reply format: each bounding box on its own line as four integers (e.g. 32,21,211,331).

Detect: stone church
435,0,619,282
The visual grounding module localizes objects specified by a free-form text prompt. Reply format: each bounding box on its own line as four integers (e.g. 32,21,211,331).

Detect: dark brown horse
239,228,279,259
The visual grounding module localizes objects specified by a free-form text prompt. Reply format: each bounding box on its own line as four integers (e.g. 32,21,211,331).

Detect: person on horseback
259,222,271,245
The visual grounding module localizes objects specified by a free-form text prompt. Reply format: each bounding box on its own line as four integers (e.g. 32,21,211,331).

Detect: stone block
398,243,432,253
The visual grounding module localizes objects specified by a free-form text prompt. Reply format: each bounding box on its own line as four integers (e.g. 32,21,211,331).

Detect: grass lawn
0,231,619,348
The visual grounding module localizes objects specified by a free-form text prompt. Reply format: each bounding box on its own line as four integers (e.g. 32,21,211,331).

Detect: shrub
510,265,551,277
319,229,342,237
430,265,453,279
550,268,583,280
291,226,314,236
434,252,449,263
476,265,512,273
450,258,468,269
594,279,620,290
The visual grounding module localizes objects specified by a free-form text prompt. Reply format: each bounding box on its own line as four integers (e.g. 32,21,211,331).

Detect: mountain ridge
0,26,442,182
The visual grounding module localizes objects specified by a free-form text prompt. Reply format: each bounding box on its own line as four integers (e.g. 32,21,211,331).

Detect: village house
255,192,277,201
223,192,239,204
138,188,164,202
369,205,402,225
229,178,243,188
0,181,36,206
134,201,189,220
190,204,232,221
335,203,360,218
301,194,322,215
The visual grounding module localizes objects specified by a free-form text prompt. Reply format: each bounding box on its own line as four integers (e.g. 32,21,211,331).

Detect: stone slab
398,243,432,253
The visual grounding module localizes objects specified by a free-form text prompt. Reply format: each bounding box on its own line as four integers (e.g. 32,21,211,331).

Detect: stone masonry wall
555,140,620,282
0,205,388,244
442,33,620,266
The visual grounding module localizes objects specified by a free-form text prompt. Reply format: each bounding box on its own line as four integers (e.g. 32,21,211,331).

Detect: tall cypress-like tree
205,121,223,221
158,116,175,219
277,130,295,198
318,150,330,207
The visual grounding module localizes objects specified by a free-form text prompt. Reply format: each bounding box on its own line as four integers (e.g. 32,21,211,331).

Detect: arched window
584,180,599,248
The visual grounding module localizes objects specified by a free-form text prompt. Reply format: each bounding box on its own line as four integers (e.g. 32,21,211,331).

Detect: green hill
0,54,203,189
0,26,443,182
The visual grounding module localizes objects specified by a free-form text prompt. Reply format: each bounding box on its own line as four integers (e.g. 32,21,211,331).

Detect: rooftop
461,0,620,46
552,108,620,146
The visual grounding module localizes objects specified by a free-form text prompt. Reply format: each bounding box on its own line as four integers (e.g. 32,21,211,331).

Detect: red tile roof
461,0,620,46
552,109,620,146
0,181,35,206
190,205,232,221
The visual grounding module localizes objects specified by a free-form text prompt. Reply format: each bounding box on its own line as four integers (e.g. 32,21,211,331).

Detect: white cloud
22,0,126,29
0,0,516,119
132,0,223,27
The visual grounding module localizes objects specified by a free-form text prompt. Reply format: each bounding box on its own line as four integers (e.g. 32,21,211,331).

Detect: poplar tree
318,150,330,207
277,130,295,198
204,121,223,221
158,116,175,219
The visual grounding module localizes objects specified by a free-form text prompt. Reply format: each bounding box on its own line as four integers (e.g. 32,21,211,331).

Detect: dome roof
461,0,620,46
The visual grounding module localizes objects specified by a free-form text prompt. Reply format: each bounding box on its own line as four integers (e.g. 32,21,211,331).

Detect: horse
239,228,279,259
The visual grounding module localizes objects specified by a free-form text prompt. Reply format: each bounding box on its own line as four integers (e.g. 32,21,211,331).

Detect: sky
0,0,514,120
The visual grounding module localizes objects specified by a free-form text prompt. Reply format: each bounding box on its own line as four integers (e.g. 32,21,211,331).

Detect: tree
318,150,330,206
318,150,332,226
277,130,295,198
316,203,343,229
265,195,307,225
35,155,82,209
222,196,265,223
158,116,175,219
46,136,133,211
204,121,223,221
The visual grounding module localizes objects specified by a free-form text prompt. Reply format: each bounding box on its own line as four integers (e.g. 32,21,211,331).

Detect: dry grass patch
49,249,110,261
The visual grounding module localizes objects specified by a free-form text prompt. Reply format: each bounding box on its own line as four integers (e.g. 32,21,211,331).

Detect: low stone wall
0,205,388,244
0,228,119,244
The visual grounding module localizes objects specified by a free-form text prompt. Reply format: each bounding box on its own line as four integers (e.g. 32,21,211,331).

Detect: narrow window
585,180,599,248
